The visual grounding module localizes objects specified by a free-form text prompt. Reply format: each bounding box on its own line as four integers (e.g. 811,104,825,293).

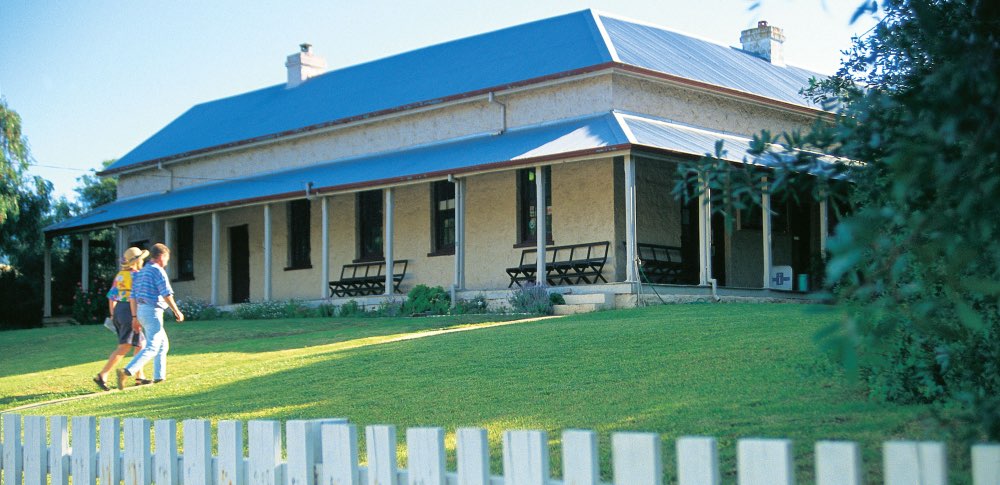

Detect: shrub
454,294,490,314
233,300,287,320
549,293,566,305
338,300,366,317
508,284,552,315
402,285,451,315
0,268,41,330
316,302,337,317
177,298,225,321
72,279,107,325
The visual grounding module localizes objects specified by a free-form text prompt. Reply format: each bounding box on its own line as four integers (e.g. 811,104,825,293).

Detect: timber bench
506,241,610,287
636,243,683,284
329,260,408,297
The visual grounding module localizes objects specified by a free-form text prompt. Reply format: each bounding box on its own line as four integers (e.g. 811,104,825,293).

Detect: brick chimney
285,43,327,88
740,21,786,67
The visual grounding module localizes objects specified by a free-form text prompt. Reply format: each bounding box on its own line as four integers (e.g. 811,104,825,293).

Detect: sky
0,0,877,201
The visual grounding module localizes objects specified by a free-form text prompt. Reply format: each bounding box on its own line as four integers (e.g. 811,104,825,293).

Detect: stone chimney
740,21,786,67
285,43,327,88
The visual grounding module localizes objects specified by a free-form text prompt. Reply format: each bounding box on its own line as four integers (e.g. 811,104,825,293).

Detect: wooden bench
329,260,408,297
636,243,683,284
506,241,609,287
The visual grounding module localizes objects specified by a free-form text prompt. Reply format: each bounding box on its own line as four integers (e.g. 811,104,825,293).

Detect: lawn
0,304,961,482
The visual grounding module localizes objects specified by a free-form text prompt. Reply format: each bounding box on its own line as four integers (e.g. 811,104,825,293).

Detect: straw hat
120,247,149,270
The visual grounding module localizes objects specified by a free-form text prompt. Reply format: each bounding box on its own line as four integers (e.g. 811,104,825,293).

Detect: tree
0,97,32,233
675,0,1000,438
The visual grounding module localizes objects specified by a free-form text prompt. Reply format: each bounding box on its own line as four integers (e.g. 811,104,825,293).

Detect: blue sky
0,0,876,201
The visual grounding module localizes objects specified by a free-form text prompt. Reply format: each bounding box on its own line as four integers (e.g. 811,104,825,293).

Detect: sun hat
120,247,149,270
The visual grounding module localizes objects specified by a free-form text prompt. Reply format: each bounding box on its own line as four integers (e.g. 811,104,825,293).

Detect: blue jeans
124,305,170,380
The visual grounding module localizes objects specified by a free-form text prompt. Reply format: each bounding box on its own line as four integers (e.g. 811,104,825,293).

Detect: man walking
118,243,184,389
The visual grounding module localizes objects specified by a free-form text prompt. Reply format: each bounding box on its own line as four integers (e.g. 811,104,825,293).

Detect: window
431,181,456,254
357,190,383,261
128,239,149,251
517,167,552,244
176,217,194,280
287,199,311,269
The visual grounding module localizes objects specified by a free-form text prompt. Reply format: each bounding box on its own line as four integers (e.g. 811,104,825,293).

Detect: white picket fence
1,413,999,485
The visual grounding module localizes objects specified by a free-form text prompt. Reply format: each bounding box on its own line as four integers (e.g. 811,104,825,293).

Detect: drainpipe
158,161,174,192
488,92,506,135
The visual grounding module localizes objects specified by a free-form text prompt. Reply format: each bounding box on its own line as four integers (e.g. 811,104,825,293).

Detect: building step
561,293,614,307
552,303,601,315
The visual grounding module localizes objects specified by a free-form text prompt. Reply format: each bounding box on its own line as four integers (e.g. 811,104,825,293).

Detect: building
44,11,835,313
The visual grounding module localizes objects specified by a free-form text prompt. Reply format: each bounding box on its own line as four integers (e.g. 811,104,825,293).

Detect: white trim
590,10,621,62
612,111,638,144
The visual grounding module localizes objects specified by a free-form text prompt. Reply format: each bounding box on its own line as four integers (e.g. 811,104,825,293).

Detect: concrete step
552,303,601,315
560,293,613,307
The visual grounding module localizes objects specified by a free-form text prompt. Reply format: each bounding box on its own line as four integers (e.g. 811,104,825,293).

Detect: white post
211,211,220,306
612,433,662,485
698,180,711,286
117,226,125,257
2,414,23,485
535,166,547,286
819,198,829,255
164,219,174,280
762,177,773,289
384,188,395,296
503,430,549,485
43,237,52,318
321,197,330,299
263,204,272,301
50,416,70,485
624,156,638,283
81,233,90,292
454,178,466,291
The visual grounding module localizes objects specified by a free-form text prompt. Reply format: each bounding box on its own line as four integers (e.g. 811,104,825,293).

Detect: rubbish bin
797,274,809,292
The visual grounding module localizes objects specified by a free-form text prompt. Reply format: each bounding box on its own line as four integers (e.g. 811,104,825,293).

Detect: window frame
285,199,312,270
515,166,553,247
174,216,195,281
356,190,384,262
429,180,456,256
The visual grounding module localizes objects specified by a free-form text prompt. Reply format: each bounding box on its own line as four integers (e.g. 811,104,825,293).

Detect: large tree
676,0,1000,438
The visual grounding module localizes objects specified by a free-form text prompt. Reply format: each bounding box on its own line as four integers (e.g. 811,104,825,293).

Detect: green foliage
678,0,1000,438
402,284,451,315
316,302,337,317
453,294,490,314
0,97,31,228
177,298,226,321
233,299,302,320
337,300,366,317
0,267,41,330
507,284,553,314
71,280,107,325
549,292,566,305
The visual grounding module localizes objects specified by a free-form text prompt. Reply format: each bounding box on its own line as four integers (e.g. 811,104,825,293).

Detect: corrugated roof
102,10,826,174
49,111,831,235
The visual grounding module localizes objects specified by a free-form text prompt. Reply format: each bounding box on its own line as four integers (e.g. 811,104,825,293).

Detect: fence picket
183,419,213,485
503,430,549,485
562,430,599,485
99,417,122,485
124,418,151,485
972,444,1000,485
815,441,860,485
321,423,359,485
611,432,661,485
456,428,489,485
366,425,398,485
676,436,719,485
249,420,282,485
50,416,70,485
884,441,947,485
407,427,446,485
737,439,794,485
154,420,179,485
288,420,318,485
23,416,45,485
219,420,245,485
71,416,97,485
3,414,23,485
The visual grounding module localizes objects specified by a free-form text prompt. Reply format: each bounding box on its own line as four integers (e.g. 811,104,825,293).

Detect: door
229,225,250,303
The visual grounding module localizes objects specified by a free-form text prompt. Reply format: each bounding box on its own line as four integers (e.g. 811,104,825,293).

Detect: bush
232,300,287,320
316,302,337,317
338,300,366,317
454,294,490,314
72,279,107,325
549,293,566,305
0,269,41,330
508,284,552,315
177,298,225,321
402,285,451,315
374,298,404,317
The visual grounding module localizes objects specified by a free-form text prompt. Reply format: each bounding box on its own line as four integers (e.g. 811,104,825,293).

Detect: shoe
153,379,165,384
135,378,153,386
115,369,127,390
93,375,111,391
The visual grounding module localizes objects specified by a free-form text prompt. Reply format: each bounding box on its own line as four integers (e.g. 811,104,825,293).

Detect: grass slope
0,305,954,482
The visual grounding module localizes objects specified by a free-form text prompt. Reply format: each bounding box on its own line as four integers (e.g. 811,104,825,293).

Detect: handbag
103,317,116,332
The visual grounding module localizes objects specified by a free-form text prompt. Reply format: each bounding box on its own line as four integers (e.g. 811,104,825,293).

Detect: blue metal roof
48,113,629,234
48,110,834,234
103,10,826,174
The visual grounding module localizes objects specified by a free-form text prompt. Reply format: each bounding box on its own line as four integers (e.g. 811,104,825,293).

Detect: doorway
229,225,250,304
710,212,727,286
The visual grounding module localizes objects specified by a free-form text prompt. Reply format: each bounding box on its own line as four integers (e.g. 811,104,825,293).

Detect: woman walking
92,247,151,391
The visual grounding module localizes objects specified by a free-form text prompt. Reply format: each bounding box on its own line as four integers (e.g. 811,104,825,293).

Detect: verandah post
320,197,330,299
384,188,395,296
535,166,547,287
263,204,272,301
761,176,773,289
81,233,90,292
211,211,220,306
624,156,638,284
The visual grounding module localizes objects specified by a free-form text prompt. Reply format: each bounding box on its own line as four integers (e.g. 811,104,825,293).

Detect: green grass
0,305,963,482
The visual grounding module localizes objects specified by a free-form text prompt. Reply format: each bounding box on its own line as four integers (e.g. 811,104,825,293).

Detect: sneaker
153,379,165,384
135,378,153,386
115,369,127,390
